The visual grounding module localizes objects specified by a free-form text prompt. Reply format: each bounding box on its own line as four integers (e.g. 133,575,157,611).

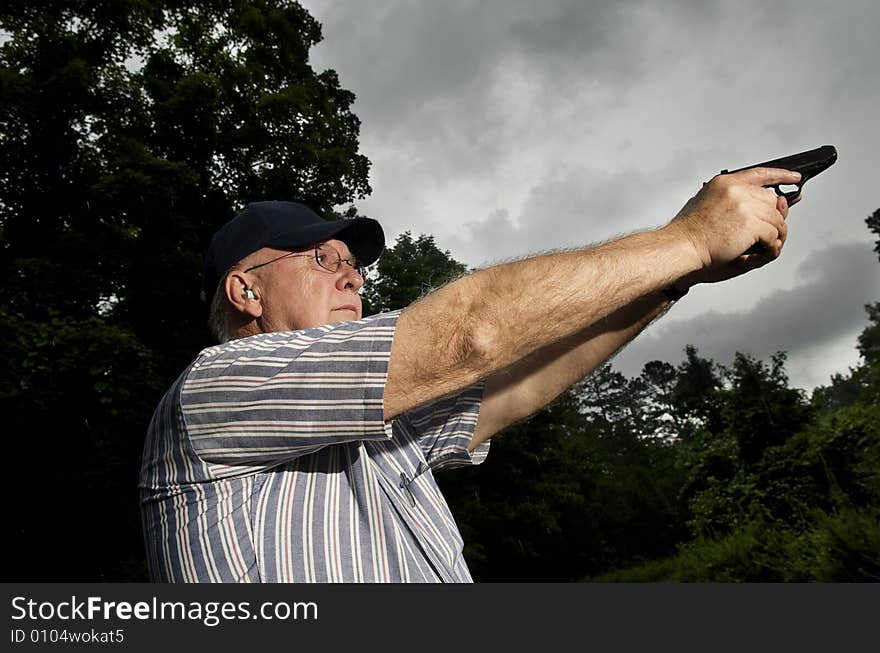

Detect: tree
812,303,880,412
438,392,594,581
0,1,371,580
681,352,814,537
867,207,880,258
638,360,681,440
362,231,468,314
672,345,725,438
812,209,880,411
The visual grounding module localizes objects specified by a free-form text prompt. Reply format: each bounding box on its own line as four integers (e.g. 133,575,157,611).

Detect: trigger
774,183,802,203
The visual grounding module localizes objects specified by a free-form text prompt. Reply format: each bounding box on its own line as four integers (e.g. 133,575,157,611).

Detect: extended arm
470,290,670,449
384,167,799,422
467,188,795,447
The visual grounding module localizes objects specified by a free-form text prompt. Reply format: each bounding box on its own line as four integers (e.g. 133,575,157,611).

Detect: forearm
470,291,671,447
385,225,699,419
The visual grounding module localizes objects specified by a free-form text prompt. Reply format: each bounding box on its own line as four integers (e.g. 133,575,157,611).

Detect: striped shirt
138,310,489,582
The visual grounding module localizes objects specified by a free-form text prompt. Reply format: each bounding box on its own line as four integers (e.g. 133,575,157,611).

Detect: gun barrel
723,145,838,182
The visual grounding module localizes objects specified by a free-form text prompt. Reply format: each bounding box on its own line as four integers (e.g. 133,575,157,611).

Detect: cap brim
264,216,385,267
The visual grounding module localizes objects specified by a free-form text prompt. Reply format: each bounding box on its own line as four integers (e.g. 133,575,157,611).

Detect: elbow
418,274,508,382
456,315,502,375
468,320,499,364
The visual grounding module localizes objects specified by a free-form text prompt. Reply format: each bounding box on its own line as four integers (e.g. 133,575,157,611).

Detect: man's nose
337,263,364,291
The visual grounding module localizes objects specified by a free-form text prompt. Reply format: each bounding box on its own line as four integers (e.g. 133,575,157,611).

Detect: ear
225,271,262,319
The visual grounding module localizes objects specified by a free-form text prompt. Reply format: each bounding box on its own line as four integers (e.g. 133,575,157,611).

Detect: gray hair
208,271,234,343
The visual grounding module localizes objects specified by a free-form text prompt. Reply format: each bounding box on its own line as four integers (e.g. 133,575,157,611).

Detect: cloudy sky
303,0,879,390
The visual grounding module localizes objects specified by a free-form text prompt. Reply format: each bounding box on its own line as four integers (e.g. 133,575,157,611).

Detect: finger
744,236,783,266
749,185,782,205
776,195,789,220
735,166,802,187
757,201,786,231
778,219,789,245
756,220,781,250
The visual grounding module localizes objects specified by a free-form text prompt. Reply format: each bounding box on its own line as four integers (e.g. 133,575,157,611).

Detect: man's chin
329,308,360,322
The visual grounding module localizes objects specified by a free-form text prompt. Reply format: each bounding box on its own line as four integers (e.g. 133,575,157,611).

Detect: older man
139,166,800,582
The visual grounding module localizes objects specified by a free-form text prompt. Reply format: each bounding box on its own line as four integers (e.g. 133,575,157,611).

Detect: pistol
720,144,837,202
721,145,837,254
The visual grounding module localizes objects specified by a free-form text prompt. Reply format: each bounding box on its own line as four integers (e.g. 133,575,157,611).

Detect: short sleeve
181,311,400,467
398,382,490,471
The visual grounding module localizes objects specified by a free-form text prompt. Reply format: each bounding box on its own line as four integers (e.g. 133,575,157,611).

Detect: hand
665,167,801,286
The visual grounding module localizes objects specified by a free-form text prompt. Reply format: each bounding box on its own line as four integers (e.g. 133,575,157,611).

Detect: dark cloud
304,0,880,388
311,1,714,150
448,166,654,264
313,3,511,131
310,0,879,236
611,241,879,385
446,152,702,265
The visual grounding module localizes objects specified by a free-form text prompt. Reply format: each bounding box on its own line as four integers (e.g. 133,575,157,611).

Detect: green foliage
721,352,813,462
362,231,468,314
595,504,880,582
801,505,880,581
598,283,880,582
438,395,590,580
1,0,371,366
1,1,371,580
595,398,880,582
867,207,880,258
0,306,162,579
812,302,880,411
671,345,724,437
857,302,880,375
678,352,814,538
440,366,691,581
638,360,682,440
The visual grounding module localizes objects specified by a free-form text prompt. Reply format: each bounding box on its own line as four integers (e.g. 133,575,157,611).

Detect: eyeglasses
243,242,365,279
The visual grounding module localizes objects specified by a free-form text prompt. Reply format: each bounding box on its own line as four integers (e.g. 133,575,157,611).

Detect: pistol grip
744,183,797,254
745,243,765,255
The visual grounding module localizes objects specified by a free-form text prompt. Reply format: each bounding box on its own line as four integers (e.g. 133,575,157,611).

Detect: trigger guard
772,183,802,203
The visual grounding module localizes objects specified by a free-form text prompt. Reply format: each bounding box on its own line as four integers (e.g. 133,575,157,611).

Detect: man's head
204,201,385,342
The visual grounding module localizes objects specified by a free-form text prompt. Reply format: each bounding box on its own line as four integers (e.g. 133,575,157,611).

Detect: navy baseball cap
202,201,385,304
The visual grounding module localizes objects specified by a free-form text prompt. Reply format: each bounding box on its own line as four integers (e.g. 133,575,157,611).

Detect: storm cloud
305,0,880,388
613,242,880,388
